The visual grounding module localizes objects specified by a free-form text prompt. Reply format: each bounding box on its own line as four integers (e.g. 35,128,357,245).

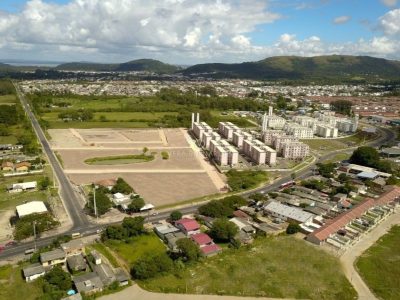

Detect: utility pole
93,185,98,221
33,221,37,251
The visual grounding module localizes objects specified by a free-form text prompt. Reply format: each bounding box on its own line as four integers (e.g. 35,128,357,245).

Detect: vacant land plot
0,94,17,104
356,225,400,300
105,233,165,266
137,236,356,300
0,265,43,300
49,128,224,205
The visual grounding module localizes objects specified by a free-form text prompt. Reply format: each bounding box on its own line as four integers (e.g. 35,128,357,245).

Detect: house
67,254,87,272
372,177,386,189
15,161,31,172
114,268,130,286
8,181,37,193
23,263,45,282
191,233,222,256
73,272,104,294
338,199,352,210
40,249,66,267
95,178,117,190
164,231,186,251
16,201,48,218
94,263,116,285
196,215,215,228
61,239,85,257
332,193,347,202
154,224,180,240
1,161,14,171
175,218,201,236
229,217,256,234
200,244,222,257
235,230,254,244
232,210,251,221
91,250,102,265
264,201,314,224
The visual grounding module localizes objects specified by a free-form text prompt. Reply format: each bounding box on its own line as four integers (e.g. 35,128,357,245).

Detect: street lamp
93,184,98,221
33,221,37,251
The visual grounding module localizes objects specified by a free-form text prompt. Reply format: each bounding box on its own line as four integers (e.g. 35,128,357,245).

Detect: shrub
286,223,301,235
170,210,183,221
131,253,173,279
210,218,239,242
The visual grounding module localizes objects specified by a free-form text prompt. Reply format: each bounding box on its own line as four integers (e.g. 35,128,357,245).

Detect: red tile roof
175,218,200,232
233,210,250,219
191,233,213,246
308,186,400,243
201,244,221,255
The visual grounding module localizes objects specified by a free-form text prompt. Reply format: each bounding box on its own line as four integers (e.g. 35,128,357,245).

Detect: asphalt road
0,90,395,260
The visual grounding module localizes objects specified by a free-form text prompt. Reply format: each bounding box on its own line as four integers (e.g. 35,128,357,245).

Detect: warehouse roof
16,201,48,218
264,201,314,223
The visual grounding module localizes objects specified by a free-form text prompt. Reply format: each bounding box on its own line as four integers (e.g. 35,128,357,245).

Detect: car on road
0,246,5,253
5,241,17,247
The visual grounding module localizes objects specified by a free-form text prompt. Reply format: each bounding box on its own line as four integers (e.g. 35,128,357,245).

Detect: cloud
379,8,400,36
333,15,351,25
381,0,398,7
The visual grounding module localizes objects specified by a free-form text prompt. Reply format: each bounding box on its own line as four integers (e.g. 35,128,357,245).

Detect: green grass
0,265,44,300
356,225,400,300
84,154,155,165
138,236,356,299
226,169,269,191
104,233,166,266
87,243,120,268
0,94,17,104
46,121,150,129
323,153,351,163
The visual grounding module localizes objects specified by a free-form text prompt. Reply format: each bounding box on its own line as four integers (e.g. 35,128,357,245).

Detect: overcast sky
0,0,399,64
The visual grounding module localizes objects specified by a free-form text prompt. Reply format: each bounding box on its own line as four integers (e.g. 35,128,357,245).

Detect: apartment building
272,135,299,153
193,122,213,140
262,107,286,131
219,122,241,140
281,142,310,159
210,140,239,166
243,139,277,166
262,130,285,146
315,124,338,138
232,131,253,149
284,123,314,139
201,132,221,150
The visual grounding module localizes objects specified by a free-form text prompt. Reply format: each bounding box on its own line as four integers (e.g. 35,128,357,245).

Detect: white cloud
333,15,351,24
381,0,398,7
380,8,400,36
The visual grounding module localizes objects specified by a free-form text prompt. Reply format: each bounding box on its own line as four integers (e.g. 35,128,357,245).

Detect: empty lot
48,128,225,206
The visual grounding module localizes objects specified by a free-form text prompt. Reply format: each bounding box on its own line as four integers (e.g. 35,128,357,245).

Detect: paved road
14,83,89,229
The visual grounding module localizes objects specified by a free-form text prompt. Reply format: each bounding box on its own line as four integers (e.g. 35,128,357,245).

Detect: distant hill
55,59,179,74
0,63,17,72
182,55,400,81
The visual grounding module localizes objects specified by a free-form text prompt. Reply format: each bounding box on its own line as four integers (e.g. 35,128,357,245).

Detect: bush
176,238,201,262
122,216,145,236
131,253,173,279
87,190,112,216
14,213,59,240
286,223,301,235
170,210,183,221
128,197,145,212
161,151,169,160
210,218,239,242
111,177,134,194
44,266,72,291
198,200,233,218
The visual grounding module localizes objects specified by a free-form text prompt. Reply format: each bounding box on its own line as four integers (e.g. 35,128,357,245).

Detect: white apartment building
262,107,286,131
272,135,299,153
336,120,358,133
281,142,310,159
193,122,213,140
201,132,222,150
262,130,285,146
315,124,338,138
243,139,277,166
210,140,239,166
219,122,241,140
232,131,253,149
284,123,314,139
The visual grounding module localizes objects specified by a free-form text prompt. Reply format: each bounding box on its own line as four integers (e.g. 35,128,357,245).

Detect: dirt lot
48,128,225,206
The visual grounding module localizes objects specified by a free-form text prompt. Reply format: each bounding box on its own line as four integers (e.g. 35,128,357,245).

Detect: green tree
286,223,301,234
44,266,72,291
128,197,145,212
210,218,239,242
131,253,173,279
176,238,201,261
331,100,353,116
220,195,247,210
122,216,145,236
111,177,133,194
170,210,183,221
39,176,51,190
349,146,380,168
143,147,149,154
87,190,112,216
102,225,127,241
337,173,350,183
317,162,336,178
198,200,234,218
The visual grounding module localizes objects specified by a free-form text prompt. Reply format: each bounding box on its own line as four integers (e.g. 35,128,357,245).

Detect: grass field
104,233,166,266
52,96,129,110
136,236,356,300
356,225,400,300
84,154,155,165
0,265,44,300
87,242,120,268
0,94,17,104
46,120,150,129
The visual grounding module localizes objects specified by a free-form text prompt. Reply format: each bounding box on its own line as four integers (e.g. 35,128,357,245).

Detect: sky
0,0,399,64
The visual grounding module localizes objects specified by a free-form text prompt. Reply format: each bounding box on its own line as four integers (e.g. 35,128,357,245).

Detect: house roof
154,224,180,235
175,218,200,231
16,201,48,218
264,201,314,223
23,263,45,277
233,210,250,219
61,239,84,252
191,233,213,246
357,171,378,179
67,254,86,270
201,244,221,256
94,263,116,285
40,249,66,262
1,161,14,168
73,272,104,293
15,161,31,168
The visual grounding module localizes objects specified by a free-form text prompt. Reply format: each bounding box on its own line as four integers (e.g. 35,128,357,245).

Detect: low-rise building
15,161,31,172
1,161,14,171
16,201,48,218
8,181,37,193
61,239,85,257
73,272,104,295
40,249,66,267
264,201,315,224
67,254,87,272
175,218,201,236
23,263,45,282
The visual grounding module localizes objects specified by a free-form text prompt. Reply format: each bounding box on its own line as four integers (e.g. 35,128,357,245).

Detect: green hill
183,55,400,81
55,59,179,74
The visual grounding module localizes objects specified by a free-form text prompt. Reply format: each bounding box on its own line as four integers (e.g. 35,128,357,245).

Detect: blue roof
357,171,378,179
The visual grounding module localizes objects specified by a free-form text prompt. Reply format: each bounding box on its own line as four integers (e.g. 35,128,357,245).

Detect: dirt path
99,284,298,300
340,209,400,300
64,169,207,174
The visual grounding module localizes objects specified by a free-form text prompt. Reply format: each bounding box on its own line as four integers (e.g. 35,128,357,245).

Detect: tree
337,173,350,183
128,197,145,212
44,266,72,291
286,223,301,234
111,177,133,194
87,190,112,216
102,225,127,241
198,200,233,218
143,147,149,154
176,238,201,261
317,162,336,178
331,100,353,116
122,216,145,236
210,218,239,242
39,176,51,190
131,253,173,280
170,210,183,221
349,146,380,168
220,195,247,210
276,95,288,110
